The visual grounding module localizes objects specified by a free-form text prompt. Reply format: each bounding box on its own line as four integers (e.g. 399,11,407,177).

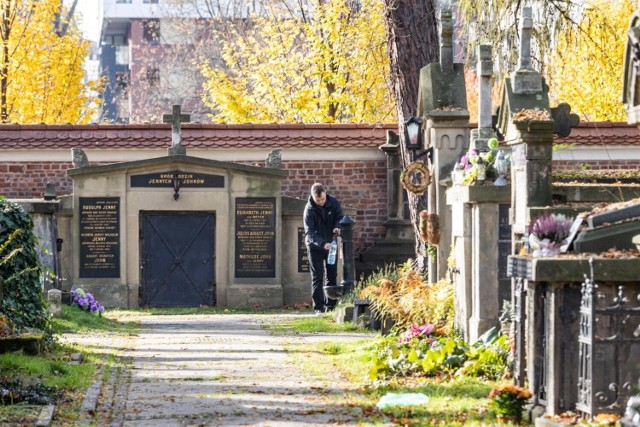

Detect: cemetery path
68,313,381,427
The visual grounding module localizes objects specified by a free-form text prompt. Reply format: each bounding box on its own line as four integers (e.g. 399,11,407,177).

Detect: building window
143,19,160,44
143,0,159,3
145,67,160,87
115,73,129,100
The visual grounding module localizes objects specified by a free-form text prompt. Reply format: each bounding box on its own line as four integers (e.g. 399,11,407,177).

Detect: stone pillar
416,8,470,284
448,193,473,337
446,186,510,342
509,121,554,238
439,9,453,74
13,200,61,290
339,215,356,294
471,203,500,341
379,132,414,241
380,131,403,221
426,112,470,284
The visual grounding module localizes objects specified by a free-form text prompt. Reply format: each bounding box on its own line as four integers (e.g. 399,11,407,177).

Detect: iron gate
140,212,215,307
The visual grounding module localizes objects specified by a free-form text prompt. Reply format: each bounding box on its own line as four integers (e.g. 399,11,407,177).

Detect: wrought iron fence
577,259,640,418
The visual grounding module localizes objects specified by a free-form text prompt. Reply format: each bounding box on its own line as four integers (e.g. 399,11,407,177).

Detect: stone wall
0,159,387,252
1,122,639,255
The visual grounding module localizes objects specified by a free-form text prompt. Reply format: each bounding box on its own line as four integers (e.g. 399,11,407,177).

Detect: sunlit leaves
547,0,633,121
199,0,394,123
0,0,101,123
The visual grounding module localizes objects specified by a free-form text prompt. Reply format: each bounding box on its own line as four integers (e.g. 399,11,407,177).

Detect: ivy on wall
0,198,51,337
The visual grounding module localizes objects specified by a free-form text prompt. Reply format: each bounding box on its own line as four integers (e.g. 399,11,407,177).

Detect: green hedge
0,198,51,336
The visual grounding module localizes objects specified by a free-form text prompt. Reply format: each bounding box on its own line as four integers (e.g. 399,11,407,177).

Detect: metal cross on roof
163,104,190,155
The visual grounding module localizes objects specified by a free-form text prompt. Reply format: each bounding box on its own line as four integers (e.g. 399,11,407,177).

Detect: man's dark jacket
303,194,344,252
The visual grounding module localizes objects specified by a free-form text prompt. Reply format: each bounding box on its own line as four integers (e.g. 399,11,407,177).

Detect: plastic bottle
327,238,337,265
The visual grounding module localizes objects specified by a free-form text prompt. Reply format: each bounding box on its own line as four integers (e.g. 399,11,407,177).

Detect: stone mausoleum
61,153,306,309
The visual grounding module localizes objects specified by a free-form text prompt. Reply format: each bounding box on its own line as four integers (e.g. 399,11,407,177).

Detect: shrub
369,324,511,382
340,263,400,305
0,199,51,337
359,261,454,332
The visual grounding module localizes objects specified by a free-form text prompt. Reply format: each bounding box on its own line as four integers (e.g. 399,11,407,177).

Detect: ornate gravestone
417,8,469,284
471,44,497,151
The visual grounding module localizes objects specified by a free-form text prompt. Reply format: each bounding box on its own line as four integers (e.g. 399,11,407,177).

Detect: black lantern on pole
404,116,423,151
403,116,432,162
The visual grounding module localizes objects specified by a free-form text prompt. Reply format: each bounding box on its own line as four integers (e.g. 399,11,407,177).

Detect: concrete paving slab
65,313,385,426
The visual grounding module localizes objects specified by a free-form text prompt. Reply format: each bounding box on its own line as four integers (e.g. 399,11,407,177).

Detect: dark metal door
140,212,215,307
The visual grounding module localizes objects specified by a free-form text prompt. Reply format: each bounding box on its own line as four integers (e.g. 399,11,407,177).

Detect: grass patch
1,304,138,425
320,339,515,425
264,313,368,334
53,305,138,334
108,306,305,316
0,350,94,390
0,402,41,426
274,317,518,426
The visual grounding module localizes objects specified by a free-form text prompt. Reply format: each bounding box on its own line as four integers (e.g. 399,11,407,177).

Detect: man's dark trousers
308,248,337,311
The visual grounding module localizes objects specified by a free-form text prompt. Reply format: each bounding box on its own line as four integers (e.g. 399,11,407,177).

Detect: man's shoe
314,310,324,316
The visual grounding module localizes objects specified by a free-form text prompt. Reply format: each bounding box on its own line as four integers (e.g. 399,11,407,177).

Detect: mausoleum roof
0,121,637,150
0,123,396,149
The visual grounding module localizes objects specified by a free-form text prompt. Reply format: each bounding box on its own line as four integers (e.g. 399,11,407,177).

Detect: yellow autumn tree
199,0,394,123
0,0,101,124
547,0,633,121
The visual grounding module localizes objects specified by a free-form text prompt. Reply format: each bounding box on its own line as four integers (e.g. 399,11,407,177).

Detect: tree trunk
1,5,10,124
383,0,439,271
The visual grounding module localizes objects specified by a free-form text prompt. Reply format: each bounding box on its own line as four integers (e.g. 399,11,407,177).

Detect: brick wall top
0,123,396,149
0,121,637,150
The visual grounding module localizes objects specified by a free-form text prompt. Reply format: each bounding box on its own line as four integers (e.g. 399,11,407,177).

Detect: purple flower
71,288,105,315
531,214,573,244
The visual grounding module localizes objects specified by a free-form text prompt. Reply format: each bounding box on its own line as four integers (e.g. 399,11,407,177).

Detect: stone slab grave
573,198,640,253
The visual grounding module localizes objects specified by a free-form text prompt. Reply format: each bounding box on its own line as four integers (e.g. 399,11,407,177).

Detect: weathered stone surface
333,305,354,324
227,284,283,308
508,256,640,282
574,219,640,253
47,289,62,317
62,314,380,426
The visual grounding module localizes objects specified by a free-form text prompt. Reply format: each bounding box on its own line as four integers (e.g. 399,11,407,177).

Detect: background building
99,0,265,123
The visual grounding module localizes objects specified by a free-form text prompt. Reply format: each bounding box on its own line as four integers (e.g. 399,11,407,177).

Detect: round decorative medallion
401,161,431,195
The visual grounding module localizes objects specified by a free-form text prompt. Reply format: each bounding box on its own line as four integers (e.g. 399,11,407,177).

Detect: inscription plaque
235,197,276,278
298,227,309,273
79,197,120,278
131,171,224,188
499,204,511,240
